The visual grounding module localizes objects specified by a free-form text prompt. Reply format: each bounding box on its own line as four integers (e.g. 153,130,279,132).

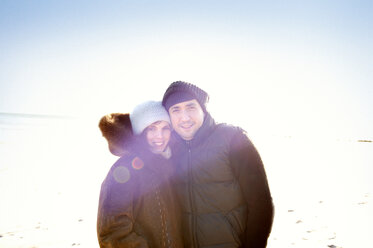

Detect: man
162,81,274,248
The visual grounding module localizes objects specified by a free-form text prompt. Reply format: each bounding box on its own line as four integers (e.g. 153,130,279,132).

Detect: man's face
168,99,205,141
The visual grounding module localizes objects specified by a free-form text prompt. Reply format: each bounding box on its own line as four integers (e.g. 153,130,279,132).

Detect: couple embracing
97,81,274,248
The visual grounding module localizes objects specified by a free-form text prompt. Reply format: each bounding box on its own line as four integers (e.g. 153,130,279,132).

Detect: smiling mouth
181,124,193,129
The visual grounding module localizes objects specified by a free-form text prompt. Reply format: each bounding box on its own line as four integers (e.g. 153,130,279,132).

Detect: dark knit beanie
162,81,209,112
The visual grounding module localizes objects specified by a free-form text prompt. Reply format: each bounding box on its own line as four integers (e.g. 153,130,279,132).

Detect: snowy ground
0,115,372,247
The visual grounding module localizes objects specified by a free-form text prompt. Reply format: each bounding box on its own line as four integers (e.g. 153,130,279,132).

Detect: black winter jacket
171,113,274,248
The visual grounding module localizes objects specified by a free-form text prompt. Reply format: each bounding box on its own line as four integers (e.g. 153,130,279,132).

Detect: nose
154,129,163,138
180,110,191,121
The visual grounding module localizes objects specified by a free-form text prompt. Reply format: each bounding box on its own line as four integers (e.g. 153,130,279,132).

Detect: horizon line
0,112,76,119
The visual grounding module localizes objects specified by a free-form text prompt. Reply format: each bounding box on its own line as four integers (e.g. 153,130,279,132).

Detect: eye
147,126,156,132
162,126,171,131
171,108,180,113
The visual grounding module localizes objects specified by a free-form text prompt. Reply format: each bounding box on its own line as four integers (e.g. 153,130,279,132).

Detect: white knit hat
130,101,171,135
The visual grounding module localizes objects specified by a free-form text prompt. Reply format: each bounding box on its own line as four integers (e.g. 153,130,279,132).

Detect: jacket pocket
224,205,247,246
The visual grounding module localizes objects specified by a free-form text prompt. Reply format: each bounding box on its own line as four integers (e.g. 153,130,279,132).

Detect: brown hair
98,113,133,156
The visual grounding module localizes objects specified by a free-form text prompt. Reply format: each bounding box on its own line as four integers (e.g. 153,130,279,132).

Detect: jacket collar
129,138,170,173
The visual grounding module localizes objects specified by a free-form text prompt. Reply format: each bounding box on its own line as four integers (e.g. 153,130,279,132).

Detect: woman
97,101,183,248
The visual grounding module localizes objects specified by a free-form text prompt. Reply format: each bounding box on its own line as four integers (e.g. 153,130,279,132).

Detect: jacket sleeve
229,129,274,248
97,163,149,248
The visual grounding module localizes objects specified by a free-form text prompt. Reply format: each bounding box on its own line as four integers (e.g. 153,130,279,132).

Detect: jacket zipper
187,141,198,247
155,187,171,248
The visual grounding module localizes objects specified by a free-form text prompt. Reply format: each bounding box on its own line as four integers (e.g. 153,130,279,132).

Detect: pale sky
1,0,372,138
0,3,372,246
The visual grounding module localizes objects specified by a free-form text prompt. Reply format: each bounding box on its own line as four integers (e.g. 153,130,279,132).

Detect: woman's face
146,121,171,154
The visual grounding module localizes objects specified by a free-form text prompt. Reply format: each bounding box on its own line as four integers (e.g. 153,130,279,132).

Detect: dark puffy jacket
171,114,274,248
97,142,183,248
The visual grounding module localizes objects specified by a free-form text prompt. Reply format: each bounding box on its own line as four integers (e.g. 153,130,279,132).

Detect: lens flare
113,166,130,184
132,157,144,170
